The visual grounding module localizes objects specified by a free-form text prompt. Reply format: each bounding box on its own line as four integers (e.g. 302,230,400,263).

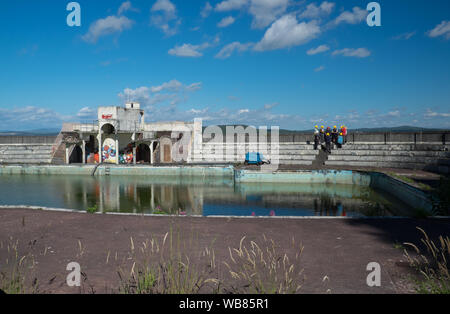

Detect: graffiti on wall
102,138,117,164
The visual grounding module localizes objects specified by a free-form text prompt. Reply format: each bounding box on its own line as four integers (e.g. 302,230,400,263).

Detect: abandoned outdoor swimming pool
0,172,422,217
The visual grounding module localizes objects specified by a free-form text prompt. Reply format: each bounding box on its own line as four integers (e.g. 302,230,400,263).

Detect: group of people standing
313,125,348,153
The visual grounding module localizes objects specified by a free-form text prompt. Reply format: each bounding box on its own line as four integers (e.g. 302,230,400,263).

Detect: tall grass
117,232,306,294
117,228,218,294
0,238,38,294
223,235,304,294
404,227,450,294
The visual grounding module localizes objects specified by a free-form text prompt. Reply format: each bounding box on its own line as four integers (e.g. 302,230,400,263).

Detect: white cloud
332,48,371,58
214,0,289,29
215,0,248,12
150,0,181,36
387,110,400,117
307,44,329,55
249,0,290,29
119,86,151,104
253,15,321,51
217,16,236,28
300,1,335,19
215,42,253,59
168,43,204,57
424,109,450,118
264,102,278,110
150,80,183,93
314,65,325,72
201,2,213,18
82,15,134,43
392,31,416,40
0,106,77,130
76,107,97,119
427,21,450,40
168,37,217,57
333,6,367,25
118,80,203,108
117,1,139,15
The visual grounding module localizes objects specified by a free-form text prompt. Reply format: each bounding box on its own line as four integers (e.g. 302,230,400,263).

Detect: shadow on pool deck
0,208,449,294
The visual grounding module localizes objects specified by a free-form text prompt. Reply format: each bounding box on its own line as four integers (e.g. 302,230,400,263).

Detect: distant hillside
203,125,448,134
350,126,446,132
0,128,60,136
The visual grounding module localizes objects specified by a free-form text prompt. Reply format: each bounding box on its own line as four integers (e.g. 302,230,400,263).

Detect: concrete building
59,103,202,165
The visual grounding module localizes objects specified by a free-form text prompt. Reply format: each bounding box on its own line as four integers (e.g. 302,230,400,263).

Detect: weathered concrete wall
369,172,432,211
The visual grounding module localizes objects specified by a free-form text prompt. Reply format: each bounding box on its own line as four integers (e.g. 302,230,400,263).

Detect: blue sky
0,0,449,130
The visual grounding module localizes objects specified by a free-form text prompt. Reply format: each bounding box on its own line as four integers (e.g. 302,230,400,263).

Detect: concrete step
198,155,317,162
201,149,319,155
327,155,450,165
340,144,450,151
202,144,316,150
279,160,314,165
0,151,53,156
0,154,54,160
0,147,53,152
330,150,450,157
0,150,53,155
0,144,53,148
325,160,449,170
0,159,52,164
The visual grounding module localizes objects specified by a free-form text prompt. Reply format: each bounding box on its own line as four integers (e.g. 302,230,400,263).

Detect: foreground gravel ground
1,208,449,294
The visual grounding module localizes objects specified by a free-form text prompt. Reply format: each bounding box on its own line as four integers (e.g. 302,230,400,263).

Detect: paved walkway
1,208,449,294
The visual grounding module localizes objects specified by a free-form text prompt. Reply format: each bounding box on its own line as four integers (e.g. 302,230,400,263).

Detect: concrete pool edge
2,205,449,219
0,164,435,213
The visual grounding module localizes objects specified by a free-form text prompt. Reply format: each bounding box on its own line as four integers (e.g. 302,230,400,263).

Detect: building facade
61,103,202,165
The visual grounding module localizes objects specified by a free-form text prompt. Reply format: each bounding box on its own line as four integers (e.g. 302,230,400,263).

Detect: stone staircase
0,144,54,164
325,144,450,174
195,143,319,165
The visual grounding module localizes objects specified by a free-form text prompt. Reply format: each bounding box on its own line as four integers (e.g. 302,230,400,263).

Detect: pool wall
234,169,371,186
0,164,235,178
0,165,432,211
368,172,432,211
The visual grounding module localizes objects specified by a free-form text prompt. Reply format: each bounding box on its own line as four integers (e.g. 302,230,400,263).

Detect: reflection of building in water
63,178,203,215
59,103,202,165
62,178,403,217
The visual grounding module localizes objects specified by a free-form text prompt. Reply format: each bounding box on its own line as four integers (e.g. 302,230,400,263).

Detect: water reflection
0,175,410,217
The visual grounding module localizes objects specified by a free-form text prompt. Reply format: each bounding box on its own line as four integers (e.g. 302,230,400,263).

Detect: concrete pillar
115,136,119,165
98,132,102,163
150,142,156,165
133,146,137,165
82,140,86,164
65,146,69,164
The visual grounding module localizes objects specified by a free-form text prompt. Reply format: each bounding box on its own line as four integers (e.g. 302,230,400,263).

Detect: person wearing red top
341,125,348,144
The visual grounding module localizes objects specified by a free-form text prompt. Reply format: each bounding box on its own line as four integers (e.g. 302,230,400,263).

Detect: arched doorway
101,123,115,135
69,145,83,164
136,144,150,163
